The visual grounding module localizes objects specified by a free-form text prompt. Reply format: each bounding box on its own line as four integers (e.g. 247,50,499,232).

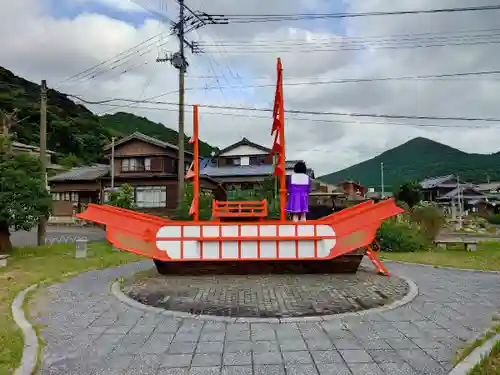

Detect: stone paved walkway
123,270,409,317
31,261,500,375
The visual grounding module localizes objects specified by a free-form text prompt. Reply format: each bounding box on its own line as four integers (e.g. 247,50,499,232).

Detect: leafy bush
410,205,445,240
395,180,422,208
376,219,429,252
175,181,214,221
487,214,500,225
106,184,136,210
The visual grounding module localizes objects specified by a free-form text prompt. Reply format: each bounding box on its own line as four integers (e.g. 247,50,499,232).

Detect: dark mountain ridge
0,66,215,165
319,137,500,190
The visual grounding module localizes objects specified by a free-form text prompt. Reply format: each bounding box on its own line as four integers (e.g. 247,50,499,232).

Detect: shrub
106,184,136,210
487,214,500,225
176,181,213,221
376,219,429,252
410,205,445,240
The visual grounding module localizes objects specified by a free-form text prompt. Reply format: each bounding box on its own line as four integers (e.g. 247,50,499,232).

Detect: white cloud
75,0,146,12
1,0,500,176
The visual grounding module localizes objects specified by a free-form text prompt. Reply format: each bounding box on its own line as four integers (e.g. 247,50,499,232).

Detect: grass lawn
380,241,500,272
0,241,141,375
468,340,500,375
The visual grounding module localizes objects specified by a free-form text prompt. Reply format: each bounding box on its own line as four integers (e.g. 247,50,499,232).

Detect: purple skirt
286,192,309,213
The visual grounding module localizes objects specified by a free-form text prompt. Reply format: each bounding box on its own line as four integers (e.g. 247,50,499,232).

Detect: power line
165,69,500,92
94,102,495,129
198,29,500,47
197,27,500,45
204,4,500,24
67,93,500,122
54,31,171,87
201,37,500,54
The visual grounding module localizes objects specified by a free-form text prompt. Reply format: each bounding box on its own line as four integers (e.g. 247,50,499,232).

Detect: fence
44,236,89,245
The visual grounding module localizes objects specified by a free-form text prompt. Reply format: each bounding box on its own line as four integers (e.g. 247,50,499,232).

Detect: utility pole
177,0,186,210
155,2,227,211
456,175,463,229
380,162,385,199
37,80,47,246
111,137,115,188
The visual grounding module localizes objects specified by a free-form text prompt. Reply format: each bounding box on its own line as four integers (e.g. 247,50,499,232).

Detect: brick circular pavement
122,269,410,318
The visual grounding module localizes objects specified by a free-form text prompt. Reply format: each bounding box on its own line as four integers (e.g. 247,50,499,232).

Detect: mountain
99,112,216,157
319,137,500,191
0,66,111,164
0,66,216,165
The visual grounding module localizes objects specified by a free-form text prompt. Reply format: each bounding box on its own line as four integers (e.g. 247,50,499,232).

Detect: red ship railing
212,199,268,220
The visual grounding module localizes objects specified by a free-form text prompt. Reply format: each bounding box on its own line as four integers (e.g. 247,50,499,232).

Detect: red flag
189,199,197,216
185,161,194,180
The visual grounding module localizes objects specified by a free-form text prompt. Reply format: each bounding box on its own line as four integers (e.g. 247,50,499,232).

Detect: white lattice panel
156,224,336,260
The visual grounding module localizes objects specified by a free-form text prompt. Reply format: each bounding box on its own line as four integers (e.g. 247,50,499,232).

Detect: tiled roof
48,164,109,182
420,175,455,189
437,185,484,199
103,132,193,155
477,182,500,191
201,164,274,177
12,141,55,154
216,137,271,156
200,163,315,178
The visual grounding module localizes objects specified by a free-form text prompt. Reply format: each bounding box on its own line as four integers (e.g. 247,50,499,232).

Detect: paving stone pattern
33,260,500,375
123,270,409,317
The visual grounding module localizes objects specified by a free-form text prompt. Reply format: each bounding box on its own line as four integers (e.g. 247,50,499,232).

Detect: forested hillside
99,112,215,156
319,137,500,191
0,66,215,165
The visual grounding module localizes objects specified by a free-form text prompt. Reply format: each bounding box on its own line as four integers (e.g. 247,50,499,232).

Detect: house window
71,192,79,202
135,186,167,208
228,158,240,166
130,158,137,171
121,158,151,172
240,156,250,166
121,159,130,172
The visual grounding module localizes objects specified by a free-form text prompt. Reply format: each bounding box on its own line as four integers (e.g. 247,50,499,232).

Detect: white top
291,172,309,185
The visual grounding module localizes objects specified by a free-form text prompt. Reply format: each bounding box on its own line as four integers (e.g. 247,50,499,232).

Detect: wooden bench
434,238,478,251
212,200,268,222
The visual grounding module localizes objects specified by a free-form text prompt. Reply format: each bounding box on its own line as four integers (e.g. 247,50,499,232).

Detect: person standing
286,161,311,222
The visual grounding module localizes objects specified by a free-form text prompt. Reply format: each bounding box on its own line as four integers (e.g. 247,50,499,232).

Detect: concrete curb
111,274,419,323
12,284,39,375
384,260,500,274
448,334,500,375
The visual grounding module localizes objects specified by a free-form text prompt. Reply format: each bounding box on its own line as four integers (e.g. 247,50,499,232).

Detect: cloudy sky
1,0,500,175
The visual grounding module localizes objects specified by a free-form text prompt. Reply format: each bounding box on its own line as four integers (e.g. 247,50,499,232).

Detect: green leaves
0,140,52,233
106,184,136,210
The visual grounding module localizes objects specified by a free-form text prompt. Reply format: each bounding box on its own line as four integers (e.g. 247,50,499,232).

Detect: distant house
476,182,500,194
338,180,367,200
48,132,224,221
420,175,462,201
11,141,64,172
200,137,315,191
435,185,489,205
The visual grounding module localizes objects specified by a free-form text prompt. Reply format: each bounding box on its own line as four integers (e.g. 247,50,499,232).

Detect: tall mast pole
192,105,199,221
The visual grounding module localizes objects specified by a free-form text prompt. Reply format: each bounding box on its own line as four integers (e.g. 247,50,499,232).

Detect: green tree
395,180,422,208
106,184,136,210
176,181,213,221
0,136,52,253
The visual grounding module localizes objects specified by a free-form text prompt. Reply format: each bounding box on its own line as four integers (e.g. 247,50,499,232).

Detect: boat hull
76,199,403,270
